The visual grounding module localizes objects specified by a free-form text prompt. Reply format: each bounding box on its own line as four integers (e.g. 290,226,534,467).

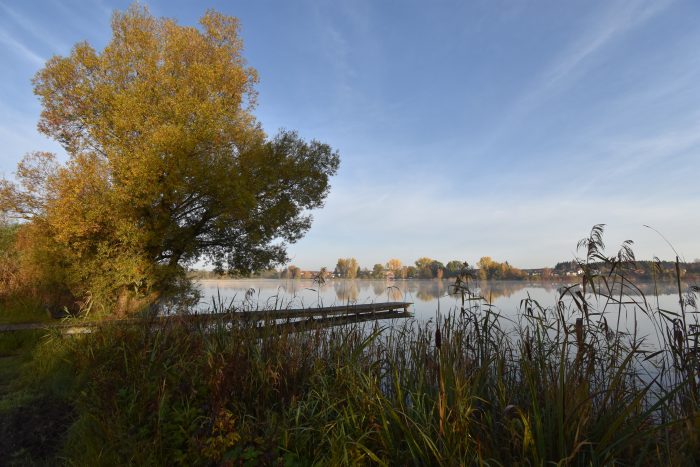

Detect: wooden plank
211,301,413,319
257,309,410,335
0,301,413,333
60,310,412,335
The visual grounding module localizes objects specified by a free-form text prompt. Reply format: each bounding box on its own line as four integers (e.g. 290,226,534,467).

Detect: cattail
524,328,532,360
436,325,445,436
524,339,532,361
575,318,584,348
674,327,684,352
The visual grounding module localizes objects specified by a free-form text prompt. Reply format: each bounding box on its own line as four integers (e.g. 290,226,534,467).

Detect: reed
2,225,698,464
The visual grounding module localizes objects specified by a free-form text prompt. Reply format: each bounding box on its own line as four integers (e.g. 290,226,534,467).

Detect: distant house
297,269,333,280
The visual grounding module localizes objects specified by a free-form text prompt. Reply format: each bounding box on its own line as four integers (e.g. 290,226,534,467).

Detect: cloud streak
476,0,674,156
539,0,672,96
0,1,67,52
289,177,700,270
0,30,45,66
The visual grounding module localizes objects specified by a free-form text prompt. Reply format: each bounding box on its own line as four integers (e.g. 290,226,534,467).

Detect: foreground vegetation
0,1,695,462
2,228,699,464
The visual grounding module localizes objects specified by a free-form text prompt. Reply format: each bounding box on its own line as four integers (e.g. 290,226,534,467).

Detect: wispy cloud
0,30,45,66
0,99,66,175
47,0,111,42
538,0,672,96
477,0,674,155
290,179,700,270
0,1,67,52
569,116,700,197
87,0,113,18
310,3,360,114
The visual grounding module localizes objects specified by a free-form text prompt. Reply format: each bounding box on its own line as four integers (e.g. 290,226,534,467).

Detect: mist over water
197,279,696,349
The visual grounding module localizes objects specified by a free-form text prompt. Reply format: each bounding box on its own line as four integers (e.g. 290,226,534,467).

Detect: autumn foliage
0,6,339,314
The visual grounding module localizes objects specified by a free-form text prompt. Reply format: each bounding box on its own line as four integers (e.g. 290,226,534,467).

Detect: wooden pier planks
0,302,413,333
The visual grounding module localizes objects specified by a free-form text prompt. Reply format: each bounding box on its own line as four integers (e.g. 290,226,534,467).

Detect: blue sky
1,0,699,269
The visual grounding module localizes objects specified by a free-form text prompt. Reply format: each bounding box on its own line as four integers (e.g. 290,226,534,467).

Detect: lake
196,278,698,347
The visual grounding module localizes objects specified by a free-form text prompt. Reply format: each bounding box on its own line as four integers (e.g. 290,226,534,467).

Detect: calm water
196,279,697,345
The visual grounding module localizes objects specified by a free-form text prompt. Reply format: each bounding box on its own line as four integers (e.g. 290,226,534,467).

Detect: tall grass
5,226,699,464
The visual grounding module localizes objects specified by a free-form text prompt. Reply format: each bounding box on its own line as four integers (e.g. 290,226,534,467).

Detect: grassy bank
2,282,699,465
1,227,699,464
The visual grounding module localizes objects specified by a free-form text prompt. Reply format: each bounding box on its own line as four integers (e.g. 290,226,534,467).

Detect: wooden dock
0,302,413,334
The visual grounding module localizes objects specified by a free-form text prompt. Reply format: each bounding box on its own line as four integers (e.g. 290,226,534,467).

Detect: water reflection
196,278,698,354
334,280,360,303
197,278,696,322
386,286,403,302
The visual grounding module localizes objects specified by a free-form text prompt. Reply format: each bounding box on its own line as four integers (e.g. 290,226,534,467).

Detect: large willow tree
0,6,339,313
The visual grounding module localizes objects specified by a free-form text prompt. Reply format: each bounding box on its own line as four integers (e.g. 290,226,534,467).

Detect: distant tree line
186,256,700,282
329,257,527,280
475,257,526,280
554,259,700,280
